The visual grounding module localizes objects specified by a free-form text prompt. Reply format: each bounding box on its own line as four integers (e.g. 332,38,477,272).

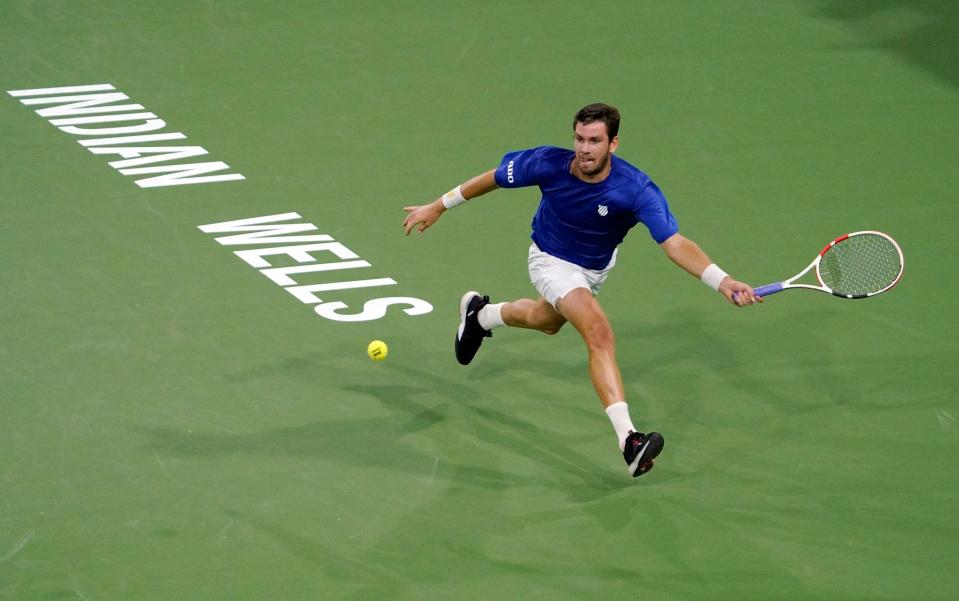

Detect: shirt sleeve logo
597,204,609,217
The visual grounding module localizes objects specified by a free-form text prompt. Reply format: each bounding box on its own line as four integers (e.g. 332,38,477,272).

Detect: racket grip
754,282,784,297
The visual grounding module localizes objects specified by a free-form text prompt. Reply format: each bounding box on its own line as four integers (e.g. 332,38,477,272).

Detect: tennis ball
367,340,388,361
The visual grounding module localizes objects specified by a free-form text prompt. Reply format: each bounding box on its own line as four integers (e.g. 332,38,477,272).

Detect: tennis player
403,103,759,478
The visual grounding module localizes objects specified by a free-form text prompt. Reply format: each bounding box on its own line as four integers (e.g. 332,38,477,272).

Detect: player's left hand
721,278,762,306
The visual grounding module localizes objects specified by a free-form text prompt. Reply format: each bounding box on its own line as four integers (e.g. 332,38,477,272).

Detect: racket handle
754,282,784,297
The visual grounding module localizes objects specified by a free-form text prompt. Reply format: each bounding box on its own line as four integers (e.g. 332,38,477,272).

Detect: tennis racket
752,231,904,299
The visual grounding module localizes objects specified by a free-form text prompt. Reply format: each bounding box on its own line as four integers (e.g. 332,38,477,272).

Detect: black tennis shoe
455,291,492,365
623,431,664,477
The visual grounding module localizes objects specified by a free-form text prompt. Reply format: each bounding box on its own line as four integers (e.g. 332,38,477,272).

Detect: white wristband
441,185,467,209
701,263,729,292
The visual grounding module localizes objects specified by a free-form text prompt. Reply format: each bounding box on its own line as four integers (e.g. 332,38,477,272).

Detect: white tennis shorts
528,242,616,308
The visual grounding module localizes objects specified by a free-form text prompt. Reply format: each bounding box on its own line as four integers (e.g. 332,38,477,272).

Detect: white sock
478,302,506,331
605,401,636,451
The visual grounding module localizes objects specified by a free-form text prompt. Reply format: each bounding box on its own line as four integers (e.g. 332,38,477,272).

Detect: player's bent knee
530,299,565,334
541,321,565,335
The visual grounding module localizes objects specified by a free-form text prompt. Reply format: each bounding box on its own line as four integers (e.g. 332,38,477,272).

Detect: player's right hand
402,199,446,236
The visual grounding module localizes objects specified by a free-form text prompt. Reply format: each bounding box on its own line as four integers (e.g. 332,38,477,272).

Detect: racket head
815,231,904,298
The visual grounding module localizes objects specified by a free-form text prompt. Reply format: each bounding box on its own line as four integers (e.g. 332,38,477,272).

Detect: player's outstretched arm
659,233,760,306
403,169,499,236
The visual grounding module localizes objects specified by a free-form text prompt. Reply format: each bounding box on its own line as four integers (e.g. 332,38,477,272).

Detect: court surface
2,2,958,599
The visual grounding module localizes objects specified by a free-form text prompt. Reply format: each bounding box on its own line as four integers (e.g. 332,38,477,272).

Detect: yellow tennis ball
367,340,388,361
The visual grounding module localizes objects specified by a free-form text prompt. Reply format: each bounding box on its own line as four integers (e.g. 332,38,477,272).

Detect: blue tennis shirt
493,146,678,270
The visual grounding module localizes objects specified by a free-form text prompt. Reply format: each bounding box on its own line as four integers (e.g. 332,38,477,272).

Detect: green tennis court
2,2,957,599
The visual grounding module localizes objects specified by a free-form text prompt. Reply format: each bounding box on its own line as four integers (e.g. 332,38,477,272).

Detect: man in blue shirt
403,103,760,478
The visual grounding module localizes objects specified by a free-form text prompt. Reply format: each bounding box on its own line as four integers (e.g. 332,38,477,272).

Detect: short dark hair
573,103,620,140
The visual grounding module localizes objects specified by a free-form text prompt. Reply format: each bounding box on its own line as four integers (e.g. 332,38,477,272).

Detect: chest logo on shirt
597,204,609,217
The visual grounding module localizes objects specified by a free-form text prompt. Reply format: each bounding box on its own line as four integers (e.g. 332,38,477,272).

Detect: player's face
573,121,619,179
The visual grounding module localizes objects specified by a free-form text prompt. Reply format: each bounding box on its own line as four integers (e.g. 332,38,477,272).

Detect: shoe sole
455,291,481,365
627,432,664,477
457,291,479,340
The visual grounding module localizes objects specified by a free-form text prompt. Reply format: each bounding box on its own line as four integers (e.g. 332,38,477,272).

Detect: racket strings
818,234,902,296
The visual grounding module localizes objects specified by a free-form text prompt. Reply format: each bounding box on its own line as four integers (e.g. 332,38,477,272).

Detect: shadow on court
136,350,628,504
134,309,854,501
812,0,959,88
